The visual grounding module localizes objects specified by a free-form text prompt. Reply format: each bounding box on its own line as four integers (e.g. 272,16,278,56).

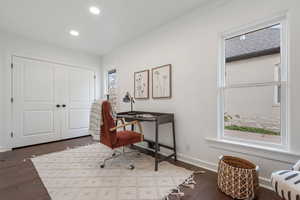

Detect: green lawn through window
225,125,280,136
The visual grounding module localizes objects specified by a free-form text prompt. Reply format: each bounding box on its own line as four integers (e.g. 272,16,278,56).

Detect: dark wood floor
0,136,280,200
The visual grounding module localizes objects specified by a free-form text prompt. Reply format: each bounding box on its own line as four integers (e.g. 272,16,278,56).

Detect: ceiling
0,0,213,55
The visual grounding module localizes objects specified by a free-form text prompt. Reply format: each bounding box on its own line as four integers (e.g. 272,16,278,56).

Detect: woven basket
217,156,259,200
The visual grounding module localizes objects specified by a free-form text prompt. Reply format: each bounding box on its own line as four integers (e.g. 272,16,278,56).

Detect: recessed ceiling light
69,30,79,36
89,6,100,15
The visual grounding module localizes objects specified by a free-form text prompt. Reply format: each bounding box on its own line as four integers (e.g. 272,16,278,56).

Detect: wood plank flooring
0,136,280,200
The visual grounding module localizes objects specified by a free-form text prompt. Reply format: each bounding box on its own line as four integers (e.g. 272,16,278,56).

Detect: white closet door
12,56,96,148
60,68,95,139
12,57,61,147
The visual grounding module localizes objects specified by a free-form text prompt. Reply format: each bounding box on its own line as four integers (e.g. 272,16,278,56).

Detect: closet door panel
69,109,90,129
12,56,95,147
61,68,95,139
23,110,54,136
69,70,90,102
12,57,60,147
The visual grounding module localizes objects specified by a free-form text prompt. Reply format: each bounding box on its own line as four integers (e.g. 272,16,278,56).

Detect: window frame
217,14,289,150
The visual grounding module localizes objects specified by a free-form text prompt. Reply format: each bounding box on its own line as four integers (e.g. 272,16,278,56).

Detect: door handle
62,104,66,108
56,104,61,108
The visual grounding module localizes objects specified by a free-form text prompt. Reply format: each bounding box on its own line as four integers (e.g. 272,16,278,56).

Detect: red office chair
100,101,143,169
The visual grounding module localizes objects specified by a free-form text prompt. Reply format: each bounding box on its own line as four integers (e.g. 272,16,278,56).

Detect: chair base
100,146,140,170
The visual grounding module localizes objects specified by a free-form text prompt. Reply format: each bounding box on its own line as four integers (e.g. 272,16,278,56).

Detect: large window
218,16,288,149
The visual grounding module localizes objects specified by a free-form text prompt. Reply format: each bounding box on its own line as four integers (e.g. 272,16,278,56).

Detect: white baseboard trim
134,143,273,190
177,153,218,171
259,177,273,190
89,130,100,141
92,134,100,141
177,153,273,190
0,147,12,152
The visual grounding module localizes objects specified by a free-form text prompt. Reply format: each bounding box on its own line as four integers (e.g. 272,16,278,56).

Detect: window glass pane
224,86,281,144
108,70,116,90
225,24,281,85
107,70,117,113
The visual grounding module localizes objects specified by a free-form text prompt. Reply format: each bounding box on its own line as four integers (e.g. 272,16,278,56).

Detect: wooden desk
117,111,177,171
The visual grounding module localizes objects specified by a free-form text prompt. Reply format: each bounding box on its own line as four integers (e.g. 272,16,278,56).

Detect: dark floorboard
0,136,280,200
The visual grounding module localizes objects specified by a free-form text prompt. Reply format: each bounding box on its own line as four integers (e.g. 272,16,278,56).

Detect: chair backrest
100,101,117,148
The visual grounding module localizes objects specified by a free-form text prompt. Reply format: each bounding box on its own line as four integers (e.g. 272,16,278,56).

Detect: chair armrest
110,120,143,134
115,118,126,130
115,118,125,124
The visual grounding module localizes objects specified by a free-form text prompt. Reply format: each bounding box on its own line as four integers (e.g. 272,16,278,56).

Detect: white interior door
12,56,96,148
60,68,95,139
12,57,61,147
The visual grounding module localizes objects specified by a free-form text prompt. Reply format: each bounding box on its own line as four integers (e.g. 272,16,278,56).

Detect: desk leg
172,121,177,161
155,121,159,171
130,124,135,148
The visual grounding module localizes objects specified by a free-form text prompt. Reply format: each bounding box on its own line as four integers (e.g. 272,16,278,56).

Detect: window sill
206,137,300,164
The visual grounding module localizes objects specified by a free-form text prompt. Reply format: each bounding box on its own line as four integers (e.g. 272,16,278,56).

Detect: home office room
1,0,300,200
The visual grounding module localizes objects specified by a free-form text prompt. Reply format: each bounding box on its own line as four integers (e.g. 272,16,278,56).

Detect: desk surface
117,111,174,122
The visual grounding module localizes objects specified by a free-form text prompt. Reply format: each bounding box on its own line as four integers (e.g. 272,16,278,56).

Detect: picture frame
152,64,172,99
134,69,149,99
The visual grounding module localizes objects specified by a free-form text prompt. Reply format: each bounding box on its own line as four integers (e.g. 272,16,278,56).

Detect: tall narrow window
219,17,288,149
107,69,117,112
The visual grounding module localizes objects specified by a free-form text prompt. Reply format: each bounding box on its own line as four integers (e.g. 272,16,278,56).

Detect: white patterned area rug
31,143,193,200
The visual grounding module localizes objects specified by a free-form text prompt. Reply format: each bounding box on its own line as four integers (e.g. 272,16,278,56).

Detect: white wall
0,30,102,150
101,0,300,187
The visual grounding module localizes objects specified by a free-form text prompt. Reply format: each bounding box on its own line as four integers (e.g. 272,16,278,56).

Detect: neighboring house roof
225,26,280,62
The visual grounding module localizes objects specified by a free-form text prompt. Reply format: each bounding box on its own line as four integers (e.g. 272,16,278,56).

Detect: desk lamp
123,92,135,112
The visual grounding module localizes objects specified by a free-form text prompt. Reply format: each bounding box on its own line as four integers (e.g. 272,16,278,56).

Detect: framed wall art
134,69,149,99
152,64,172,99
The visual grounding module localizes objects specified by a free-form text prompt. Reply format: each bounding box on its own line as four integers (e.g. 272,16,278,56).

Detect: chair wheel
129,164,135,170
100,164,105,168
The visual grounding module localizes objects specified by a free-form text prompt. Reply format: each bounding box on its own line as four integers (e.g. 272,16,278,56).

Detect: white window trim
273,65,280,106
206,138,299,164
217,13,289,150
